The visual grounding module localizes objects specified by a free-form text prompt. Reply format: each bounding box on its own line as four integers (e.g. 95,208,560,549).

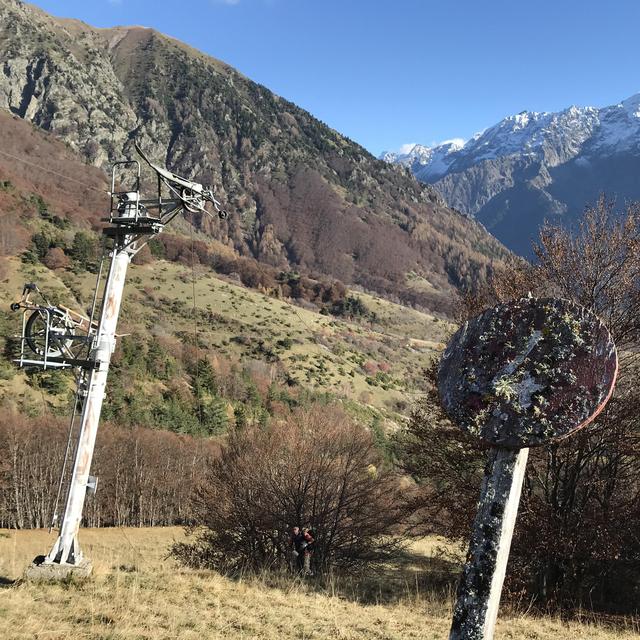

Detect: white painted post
19,154,223,579
449,447,529,640
45,194,137,567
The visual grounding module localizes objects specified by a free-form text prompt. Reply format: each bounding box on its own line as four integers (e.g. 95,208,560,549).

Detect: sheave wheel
25,308,74,358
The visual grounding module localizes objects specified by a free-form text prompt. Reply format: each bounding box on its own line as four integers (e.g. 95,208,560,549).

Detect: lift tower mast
14,147,227,578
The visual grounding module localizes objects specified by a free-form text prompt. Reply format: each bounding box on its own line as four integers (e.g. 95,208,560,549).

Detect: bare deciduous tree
172,405,407,574
0,413,218,529
398,198,640,613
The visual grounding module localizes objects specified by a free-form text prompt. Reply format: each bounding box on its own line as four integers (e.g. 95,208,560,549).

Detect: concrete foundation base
24,556,93,582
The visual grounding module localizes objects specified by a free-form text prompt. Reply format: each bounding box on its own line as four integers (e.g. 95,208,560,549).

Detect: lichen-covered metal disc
438,297,618,449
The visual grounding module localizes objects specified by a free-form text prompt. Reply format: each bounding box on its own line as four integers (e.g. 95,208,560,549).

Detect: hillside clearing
0,255,450,424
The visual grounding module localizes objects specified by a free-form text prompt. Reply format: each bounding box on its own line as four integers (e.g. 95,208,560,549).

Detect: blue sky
29,0,640,155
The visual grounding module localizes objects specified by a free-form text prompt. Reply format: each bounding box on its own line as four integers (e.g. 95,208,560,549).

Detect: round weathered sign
438,297,617,449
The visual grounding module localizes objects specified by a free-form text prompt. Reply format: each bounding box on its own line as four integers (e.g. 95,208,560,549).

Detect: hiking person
302,527,315,575
289,526,305,571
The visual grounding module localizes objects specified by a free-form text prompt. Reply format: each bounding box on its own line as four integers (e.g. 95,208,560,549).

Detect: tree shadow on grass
0,576,16,587
318,546,461,606
252,545,462,607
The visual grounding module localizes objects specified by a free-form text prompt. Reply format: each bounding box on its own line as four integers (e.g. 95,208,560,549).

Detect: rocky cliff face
383,97,640,256
0,3,137,163
0,0,509,311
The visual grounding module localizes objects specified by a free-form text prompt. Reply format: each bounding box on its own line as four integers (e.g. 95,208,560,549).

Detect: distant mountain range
0,0,508,313
382,94,640,256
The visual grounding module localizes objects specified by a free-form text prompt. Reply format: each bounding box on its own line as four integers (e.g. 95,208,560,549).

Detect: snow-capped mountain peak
380,138,465,181
620,92,640,117
382,93,640,183
381,91,640,259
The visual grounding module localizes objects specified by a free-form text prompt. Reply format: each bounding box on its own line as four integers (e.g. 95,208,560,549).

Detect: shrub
172,405,407,573
132,244,153,265
70,231,100,271
43,247,70,270
330,295,372,320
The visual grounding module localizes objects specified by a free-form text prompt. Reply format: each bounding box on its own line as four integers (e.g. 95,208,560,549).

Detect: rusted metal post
44,194,137,569
17,151,225,580
449,447,529,640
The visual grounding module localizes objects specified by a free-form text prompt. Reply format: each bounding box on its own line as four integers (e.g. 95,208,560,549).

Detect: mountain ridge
382,93,640,256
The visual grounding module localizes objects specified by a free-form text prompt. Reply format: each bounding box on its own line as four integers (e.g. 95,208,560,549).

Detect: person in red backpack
302,527,315,575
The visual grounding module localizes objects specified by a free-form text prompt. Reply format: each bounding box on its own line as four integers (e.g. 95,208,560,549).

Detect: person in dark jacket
289,526,305,571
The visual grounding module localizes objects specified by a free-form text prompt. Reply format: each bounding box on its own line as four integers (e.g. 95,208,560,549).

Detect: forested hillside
0,0,509,312
0,112,455,530
0,0,498,539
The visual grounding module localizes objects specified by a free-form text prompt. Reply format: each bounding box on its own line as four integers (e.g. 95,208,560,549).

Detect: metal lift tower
12,147,226,580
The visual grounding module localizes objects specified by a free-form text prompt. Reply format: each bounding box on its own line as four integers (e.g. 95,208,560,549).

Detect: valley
384,95,640,256
0,0,638,635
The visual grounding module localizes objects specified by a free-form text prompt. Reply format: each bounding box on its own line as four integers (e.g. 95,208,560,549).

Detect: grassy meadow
0,527,638,640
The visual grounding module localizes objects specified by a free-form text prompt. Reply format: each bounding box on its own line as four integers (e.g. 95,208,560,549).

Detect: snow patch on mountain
382,93,640,180
382,138,465,180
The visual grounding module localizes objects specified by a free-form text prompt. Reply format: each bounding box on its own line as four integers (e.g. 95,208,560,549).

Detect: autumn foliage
0,412,218,529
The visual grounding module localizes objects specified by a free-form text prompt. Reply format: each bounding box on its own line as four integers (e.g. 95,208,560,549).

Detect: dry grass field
0,527,637,639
